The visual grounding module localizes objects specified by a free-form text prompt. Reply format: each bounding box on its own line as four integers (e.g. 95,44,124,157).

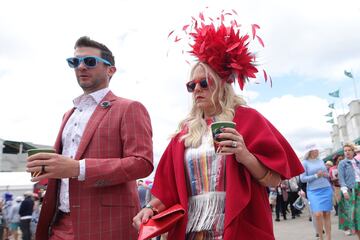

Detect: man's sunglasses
186,79,209,92
66,56,112,68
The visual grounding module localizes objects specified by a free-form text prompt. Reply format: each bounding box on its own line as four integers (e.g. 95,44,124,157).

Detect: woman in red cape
133,11,304,240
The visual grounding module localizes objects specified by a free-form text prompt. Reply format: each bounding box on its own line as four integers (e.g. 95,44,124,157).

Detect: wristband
144,203,158,215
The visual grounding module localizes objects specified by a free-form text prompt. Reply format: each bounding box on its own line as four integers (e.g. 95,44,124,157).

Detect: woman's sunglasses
66,56,112,69
186,79,209,92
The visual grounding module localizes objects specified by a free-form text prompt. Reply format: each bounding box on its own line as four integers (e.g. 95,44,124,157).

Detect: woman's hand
343,191,350,200
132,207,155,230
298,190,306,198
216,127,281,187
216,127,252,163
316,170,327,178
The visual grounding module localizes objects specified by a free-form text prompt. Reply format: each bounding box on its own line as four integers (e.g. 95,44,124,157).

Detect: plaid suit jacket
36,91,154,240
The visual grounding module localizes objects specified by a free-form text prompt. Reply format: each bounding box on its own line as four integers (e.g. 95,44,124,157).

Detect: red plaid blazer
36,91,154,240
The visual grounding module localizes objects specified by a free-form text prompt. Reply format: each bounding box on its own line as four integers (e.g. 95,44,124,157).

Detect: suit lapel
74,91,116,160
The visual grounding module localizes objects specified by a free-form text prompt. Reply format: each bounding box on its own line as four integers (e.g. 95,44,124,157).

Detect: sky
1,0,360,175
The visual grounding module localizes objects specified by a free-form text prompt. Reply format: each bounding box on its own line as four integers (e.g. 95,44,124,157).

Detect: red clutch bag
137,204,185,240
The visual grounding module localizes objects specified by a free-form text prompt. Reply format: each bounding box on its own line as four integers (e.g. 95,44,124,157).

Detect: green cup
210,121,236,154
27,148,55,177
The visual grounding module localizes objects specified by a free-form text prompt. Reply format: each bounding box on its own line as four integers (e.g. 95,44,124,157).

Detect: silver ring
41,165,46,173
231,141,237,148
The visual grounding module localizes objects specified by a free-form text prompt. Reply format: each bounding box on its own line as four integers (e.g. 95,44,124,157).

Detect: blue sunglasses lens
67,58,80,68
83,57,97,67
66,56,107,68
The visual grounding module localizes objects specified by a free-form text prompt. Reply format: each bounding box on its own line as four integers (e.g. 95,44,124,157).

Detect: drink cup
210,121,236,154
27,148,55,178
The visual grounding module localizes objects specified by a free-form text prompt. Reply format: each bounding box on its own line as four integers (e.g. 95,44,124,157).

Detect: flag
328,103,335,109
344,70,354,79
326,119,334,124
329,89,340,98
325,112,333,117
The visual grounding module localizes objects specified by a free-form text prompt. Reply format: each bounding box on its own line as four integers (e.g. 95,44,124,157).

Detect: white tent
0,172,33,198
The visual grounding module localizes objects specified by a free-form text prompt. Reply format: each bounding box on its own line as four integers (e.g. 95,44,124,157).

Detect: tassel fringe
186,192,226,233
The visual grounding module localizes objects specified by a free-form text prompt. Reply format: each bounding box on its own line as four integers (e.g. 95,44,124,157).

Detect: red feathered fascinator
169,9,270,90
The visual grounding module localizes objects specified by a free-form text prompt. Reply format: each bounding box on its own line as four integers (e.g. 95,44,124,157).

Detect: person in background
287,176,302,219
137,180,150,208
325,161,334,172
300,144,333,240
2,192,13,240
19,192,34,240
144,180,154,208
8,196,22,240
275,181,289,222
26,36,154,240
329,154,344,216
355,145,360,161
268,187,277,213
0,198,4,240
133,10,304,239
30,194,40,240
338,143,360,239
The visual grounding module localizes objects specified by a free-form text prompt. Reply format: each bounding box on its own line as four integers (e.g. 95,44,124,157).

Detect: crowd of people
267,143,360,240
0,191,42,240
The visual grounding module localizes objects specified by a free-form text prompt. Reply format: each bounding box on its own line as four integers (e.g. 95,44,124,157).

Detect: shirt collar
73,88,110,107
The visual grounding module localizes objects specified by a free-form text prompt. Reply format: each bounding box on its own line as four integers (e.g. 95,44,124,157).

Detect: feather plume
169,9,270,90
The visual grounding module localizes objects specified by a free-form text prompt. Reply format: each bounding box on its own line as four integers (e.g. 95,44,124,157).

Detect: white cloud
252,95,332,156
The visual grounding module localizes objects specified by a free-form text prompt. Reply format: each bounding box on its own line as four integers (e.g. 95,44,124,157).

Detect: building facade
324,99,360,160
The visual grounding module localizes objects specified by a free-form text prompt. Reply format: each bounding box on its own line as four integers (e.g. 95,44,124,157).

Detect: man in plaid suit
26,36,154,240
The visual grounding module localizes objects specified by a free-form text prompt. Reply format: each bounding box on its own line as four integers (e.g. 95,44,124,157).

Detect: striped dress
184,125,227,240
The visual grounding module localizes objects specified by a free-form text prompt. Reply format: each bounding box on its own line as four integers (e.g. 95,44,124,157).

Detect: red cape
152,106,304,239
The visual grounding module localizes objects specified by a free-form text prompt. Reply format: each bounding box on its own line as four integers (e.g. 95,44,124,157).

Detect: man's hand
26,152,79,182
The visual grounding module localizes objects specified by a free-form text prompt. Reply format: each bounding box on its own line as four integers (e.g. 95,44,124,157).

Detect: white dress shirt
58,87,110,213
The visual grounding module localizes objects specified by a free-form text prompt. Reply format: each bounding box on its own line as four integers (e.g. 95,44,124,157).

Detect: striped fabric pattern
184,132,226,195
184,126,226,239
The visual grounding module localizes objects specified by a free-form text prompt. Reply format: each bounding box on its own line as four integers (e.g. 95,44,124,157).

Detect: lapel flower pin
100,101,111,109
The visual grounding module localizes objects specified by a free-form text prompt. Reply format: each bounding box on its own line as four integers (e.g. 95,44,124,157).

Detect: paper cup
27,148,55,178
210,121,236,154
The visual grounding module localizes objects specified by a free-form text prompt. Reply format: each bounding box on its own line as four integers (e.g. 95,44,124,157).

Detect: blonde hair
174,62,246,147
343,143,355,152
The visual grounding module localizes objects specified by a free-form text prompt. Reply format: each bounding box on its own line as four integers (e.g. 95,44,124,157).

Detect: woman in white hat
300,144,333,240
